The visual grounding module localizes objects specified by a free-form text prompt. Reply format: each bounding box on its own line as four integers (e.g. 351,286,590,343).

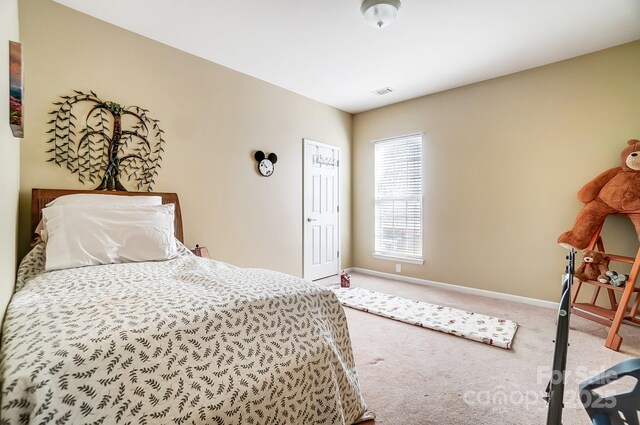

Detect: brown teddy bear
558,139,640,249
575,249,609,282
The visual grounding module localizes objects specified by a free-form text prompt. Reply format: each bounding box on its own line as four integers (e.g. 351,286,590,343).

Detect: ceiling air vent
371,87,393,96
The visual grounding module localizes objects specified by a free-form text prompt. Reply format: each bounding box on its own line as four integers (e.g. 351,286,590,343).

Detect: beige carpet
318,272,640,425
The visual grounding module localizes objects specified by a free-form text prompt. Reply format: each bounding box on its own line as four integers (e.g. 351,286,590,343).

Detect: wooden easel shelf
573,303,616,320
576,279,630,292
570,218,640,352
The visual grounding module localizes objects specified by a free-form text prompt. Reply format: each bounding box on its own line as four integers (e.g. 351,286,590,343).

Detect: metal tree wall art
46,90,165,191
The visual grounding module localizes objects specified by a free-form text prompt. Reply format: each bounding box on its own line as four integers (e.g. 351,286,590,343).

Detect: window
374,133,423,263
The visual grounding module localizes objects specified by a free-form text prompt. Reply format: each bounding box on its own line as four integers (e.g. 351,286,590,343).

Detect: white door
304,139,340,281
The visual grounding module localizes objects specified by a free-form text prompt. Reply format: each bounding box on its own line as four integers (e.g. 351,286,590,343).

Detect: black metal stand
545,249,575,425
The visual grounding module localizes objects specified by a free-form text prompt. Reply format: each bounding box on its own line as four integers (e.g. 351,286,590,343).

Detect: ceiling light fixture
361,0,401,29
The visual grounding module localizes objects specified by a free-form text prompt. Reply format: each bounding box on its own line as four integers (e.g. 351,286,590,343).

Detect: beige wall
18,0,352,276
0,0,21,326
353,41,640,302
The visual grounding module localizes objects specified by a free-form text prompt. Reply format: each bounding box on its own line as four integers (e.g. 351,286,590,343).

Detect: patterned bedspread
1,245,368,424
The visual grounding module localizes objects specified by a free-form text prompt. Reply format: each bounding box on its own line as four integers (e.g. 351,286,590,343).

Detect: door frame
303,138,341,281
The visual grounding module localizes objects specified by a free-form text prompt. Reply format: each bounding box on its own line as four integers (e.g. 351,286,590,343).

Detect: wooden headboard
31,189,184,243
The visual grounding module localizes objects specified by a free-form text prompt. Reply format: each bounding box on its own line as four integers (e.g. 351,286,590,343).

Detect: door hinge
337,205,339,212
337,251,340,258
337,159,340,167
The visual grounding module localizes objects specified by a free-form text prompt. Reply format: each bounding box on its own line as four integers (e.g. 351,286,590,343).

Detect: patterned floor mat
331,286,518,349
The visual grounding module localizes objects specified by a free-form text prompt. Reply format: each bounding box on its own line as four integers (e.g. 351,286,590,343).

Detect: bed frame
31,189,184,243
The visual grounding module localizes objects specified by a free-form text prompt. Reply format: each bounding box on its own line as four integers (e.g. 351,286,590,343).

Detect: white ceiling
53,0,640,114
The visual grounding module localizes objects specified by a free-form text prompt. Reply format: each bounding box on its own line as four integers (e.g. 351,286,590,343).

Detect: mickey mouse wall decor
254,151,278,177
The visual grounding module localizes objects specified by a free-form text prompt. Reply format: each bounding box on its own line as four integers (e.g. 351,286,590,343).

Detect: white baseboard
345,267,558,309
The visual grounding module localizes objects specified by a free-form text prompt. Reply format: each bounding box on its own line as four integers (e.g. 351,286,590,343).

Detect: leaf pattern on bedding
1,247,368,424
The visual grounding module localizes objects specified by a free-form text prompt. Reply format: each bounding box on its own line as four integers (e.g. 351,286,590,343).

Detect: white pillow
46,194,162,208
43,203,178,271
36,194,162,242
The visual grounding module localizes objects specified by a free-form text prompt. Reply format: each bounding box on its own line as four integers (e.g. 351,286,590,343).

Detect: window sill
371,253,424,265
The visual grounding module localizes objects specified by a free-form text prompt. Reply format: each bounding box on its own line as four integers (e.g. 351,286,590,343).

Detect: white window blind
374,133,423,260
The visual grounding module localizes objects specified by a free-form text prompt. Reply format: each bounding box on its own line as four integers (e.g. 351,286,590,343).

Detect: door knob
307,218,317,222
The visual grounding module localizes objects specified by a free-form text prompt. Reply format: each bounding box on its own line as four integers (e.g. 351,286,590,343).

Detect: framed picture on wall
9,40,23,138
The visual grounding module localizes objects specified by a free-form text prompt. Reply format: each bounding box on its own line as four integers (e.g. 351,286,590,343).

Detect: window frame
371,132,425,265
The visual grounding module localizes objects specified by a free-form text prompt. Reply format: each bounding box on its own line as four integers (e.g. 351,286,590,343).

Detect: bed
0,189,370,424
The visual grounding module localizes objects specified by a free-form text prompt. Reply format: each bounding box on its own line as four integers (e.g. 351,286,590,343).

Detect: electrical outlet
395,264,401,273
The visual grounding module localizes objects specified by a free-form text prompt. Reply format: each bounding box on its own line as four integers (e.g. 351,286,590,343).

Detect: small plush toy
575,249,610,282
340,270,351,288
598,270,629,287
558,139,640,250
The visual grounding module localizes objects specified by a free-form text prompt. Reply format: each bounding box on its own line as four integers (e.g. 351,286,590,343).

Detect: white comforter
1,245,368,424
